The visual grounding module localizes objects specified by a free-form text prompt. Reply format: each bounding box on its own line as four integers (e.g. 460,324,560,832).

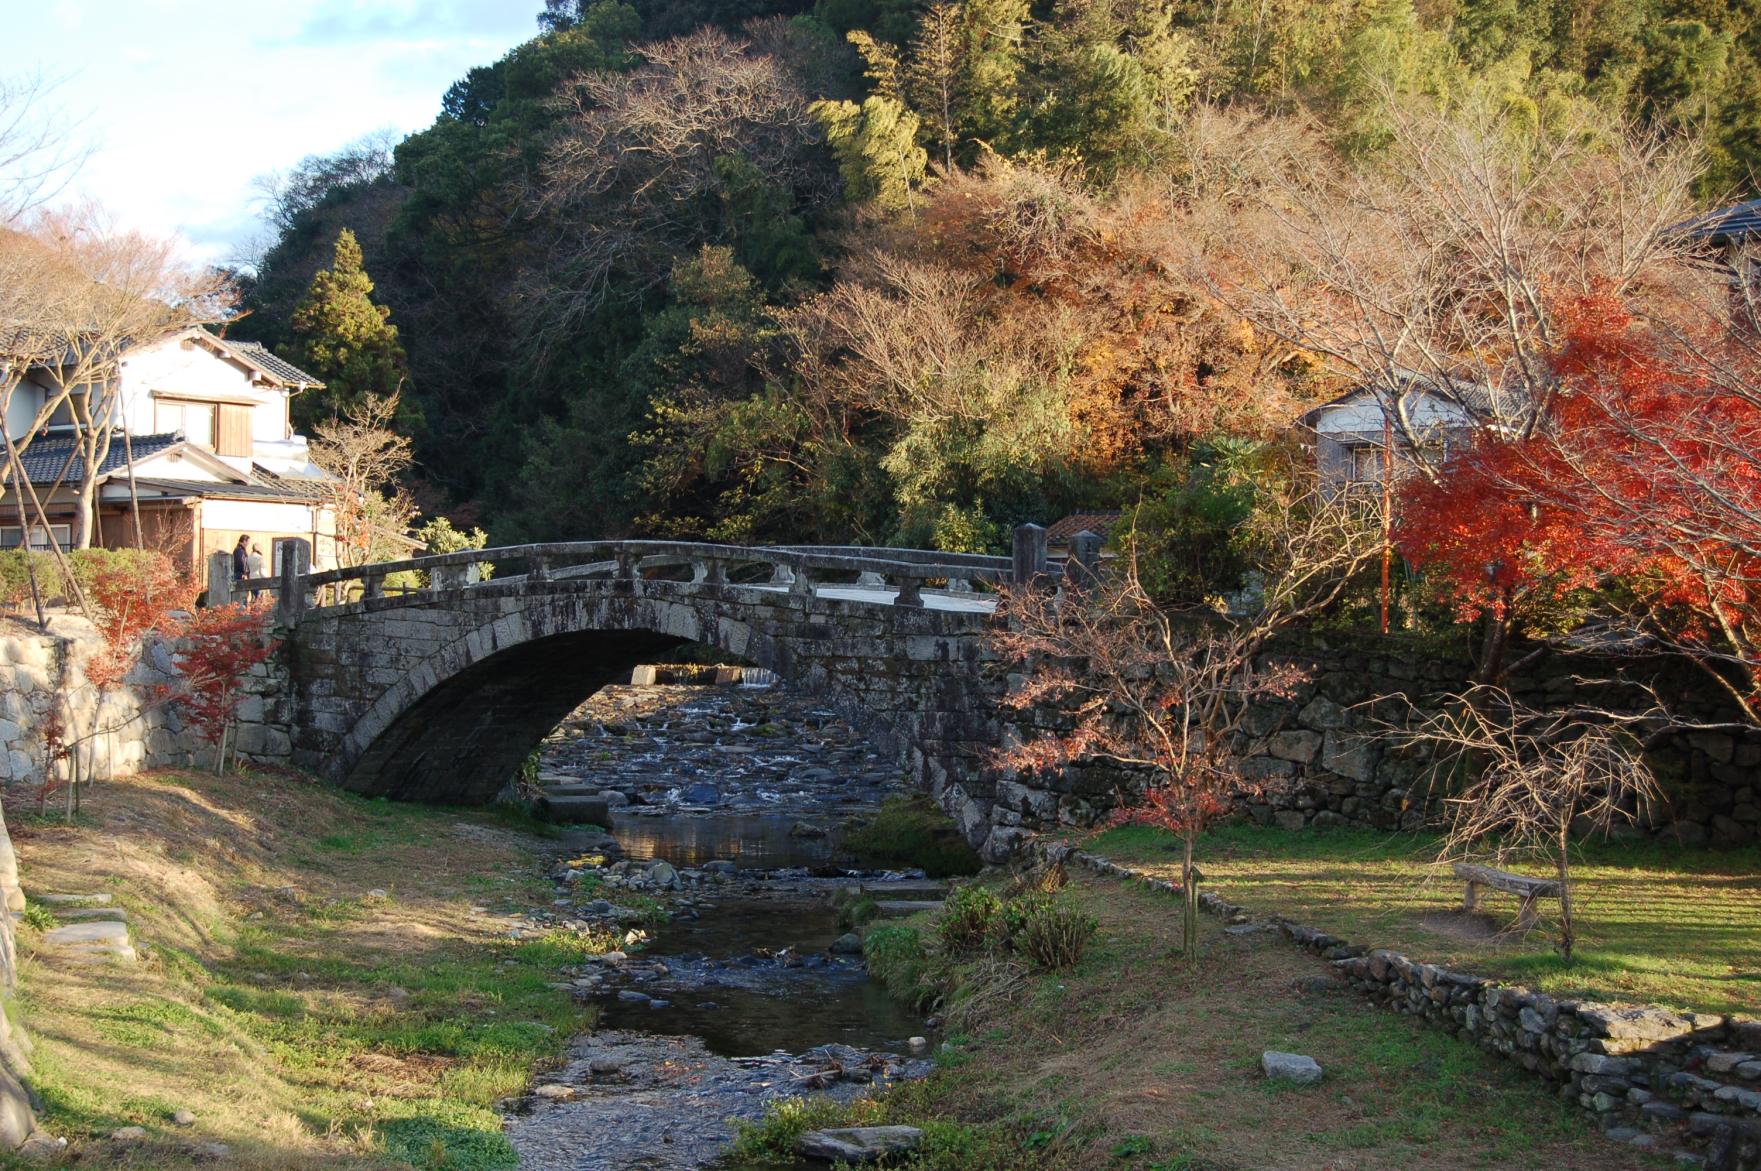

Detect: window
0,524,71,551
216,403,253,458
1348,444,1389,483
154,398,216,448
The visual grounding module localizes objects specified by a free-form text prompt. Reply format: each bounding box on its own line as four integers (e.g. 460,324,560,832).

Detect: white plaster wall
201,499,314,534
118,336,290,442
1,378,40,441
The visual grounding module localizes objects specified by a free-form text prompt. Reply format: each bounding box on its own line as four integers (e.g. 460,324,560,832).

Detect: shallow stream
505,681,941,1171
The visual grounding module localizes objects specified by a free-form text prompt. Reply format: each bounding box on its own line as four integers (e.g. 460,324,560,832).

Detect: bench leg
1462,882,1480,913
1516,894,1539,931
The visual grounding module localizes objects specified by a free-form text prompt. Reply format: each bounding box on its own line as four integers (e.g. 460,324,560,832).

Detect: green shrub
0,547,181,614
19,903,56,933
938,885,1003,954
863,922,944,1010
1014,898,1096,971
842,797,981,878
832,888,880,930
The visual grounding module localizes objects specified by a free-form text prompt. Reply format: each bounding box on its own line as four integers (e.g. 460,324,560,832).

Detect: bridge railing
220,524,1106,622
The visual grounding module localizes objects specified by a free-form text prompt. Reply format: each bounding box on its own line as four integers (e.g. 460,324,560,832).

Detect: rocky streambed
502,678,943,1171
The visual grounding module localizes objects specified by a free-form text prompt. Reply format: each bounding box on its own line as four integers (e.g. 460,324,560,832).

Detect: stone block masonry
278,578,1016,858
998,631,1761,845
0,615,295,792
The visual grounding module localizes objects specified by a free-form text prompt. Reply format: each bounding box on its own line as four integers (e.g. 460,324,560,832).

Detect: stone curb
1031,838,1761,1171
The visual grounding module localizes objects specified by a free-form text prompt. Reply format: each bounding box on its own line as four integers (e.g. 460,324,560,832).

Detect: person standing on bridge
232,535,251,592
247,543,268,601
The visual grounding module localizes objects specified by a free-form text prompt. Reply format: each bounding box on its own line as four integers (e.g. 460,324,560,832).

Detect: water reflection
606,812,849,869
595,896,926,1057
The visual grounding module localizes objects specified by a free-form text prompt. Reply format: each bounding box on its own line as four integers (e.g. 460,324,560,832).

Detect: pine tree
286,229,409,428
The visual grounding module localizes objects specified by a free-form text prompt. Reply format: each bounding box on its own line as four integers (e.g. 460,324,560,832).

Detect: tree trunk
1182,831,1199,965
72,473,98,550
1555,823,1574,963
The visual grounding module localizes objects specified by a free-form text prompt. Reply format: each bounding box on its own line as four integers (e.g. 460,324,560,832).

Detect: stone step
858,881,950,899
29,892,111,907
538,795,611,826
42,920,135,962
50,907,127,923
871,900,945,918
1702,1050,1761,1083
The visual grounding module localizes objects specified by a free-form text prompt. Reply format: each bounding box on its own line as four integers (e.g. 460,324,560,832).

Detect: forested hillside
233,0,1756,549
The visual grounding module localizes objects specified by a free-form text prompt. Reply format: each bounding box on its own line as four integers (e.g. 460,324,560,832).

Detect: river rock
830,933,863,955
796,1125,923,1162
1262,1051,1323,1085
647,861,679,889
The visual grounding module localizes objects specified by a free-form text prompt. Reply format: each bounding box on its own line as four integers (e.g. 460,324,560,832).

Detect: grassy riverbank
1084,824,1761,1016
729,871,1665,1171
3,767,603,1170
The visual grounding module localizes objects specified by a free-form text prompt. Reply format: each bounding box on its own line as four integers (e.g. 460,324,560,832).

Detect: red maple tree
165,601,279,773
82,553,198,693
1396,290,1761,713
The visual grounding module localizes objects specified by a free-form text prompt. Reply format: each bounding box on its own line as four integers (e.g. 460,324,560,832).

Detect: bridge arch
252,539,1072,855
327,590,801,803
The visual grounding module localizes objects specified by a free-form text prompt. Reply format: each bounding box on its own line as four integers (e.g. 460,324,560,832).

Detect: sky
10,0,542,268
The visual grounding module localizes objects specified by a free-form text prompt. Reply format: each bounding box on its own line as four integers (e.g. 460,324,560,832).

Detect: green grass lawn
1083,824,1761,1017
728,872,1667,1171
6,768,603,1171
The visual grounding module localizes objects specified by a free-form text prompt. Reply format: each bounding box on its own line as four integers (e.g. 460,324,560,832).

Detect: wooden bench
1453,862,1562,930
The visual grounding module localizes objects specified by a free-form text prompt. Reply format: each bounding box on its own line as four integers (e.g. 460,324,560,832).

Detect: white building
2,327,339,577
1299,373,1495,492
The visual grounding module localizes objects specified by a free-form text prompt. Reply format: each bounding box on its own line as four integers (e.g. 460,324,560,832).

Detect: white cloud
10,0,537,265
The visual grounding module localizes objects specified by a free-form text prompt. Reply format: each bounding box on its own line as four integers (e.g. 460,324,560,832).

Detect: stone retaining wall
0,614,294,792
997,634,1761,845
1042,840,1761,1171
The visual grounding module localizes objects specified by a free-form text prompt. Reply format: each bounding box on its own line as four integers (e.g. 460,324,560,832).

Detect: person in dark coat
232,535,251,586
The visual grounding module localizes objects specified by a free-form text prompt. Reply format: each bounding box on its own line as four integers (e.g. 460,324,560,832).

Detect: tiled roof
1300,368,1508,425
131,477,327,502
9,432,184,485
217,339,325,388
247,464,333,501
1672,198,1761,244
1046,512,1122,544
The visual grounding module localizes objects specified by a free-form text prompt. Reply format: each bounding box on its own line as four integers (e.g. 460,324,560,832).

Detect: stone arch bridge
233,533,1096,860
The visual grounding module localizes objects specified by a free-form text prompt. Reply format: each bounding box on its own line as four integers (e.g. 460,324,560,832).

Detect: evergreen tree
960,0,1030,145
812,96,930,210
286,229,410,428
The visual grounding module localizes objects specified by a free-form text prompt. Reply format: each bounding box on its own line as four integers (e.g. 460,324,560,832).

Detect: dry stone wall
1045,841,1761,1171
996,632,1761,844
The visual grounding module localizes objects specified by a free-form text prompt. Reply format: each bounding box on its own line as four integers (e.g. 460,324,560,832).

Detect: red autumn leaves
1395,290,1761,706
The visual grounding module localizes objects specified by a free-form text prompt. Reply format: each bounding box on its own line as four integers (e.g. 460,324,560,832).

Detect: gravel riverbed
503,679,941,1171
